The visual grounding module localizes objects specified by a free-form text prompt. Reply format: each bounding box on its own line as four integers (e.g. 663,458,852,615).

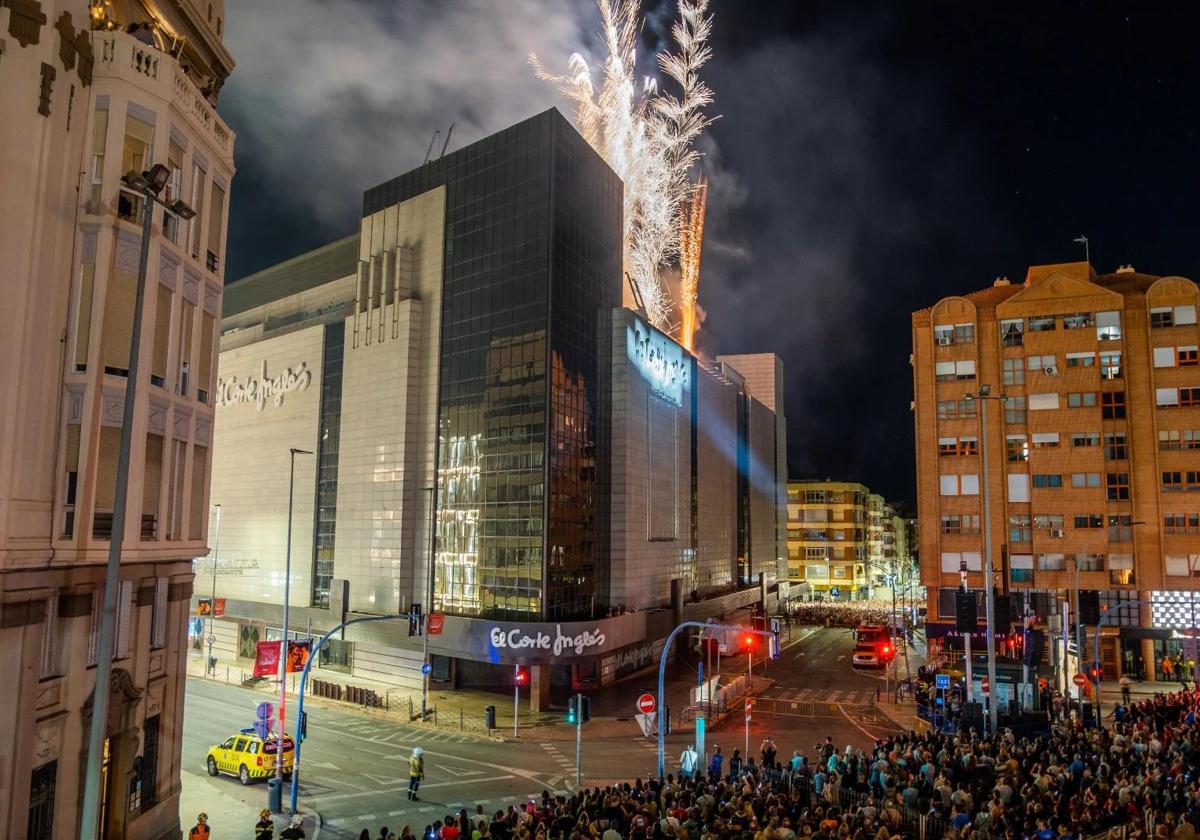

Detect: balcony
94,30,233,159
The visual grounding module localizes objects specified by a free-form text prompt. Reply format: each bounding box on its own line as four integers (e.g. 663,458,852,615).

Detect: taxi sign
935,674,950,690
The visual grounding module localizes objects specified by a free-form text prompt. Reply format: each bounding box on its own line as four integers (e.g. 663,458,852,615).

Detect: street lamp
964,385,1004,736
207,504,221,675
276,447,313,803
420,485,435,720
80,164,195,839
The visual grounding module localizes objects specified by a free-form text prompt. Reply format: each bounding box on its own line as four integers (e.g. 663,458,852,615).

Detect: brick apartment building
912,262,1200,681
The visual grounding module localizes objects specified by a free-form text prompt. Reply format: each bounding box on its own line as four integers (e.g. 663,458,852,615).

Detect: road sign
935,674,950,690
745,698,752,712
830,587,841,598
421,662,433,675
1073,673,1087,687
981,677,989,695
207,635,217,646
637,693,656,714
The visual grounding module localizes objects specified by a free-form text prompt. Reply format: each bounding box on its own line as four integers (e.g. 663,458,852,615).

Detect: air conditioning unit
1049,529,1065,539
936,336,953,346
1043,365,1059,376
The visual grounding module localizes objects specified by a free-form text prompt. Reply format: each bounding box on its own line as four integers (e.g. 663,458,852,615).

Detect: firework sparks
531,0,716,332
678,178,707,352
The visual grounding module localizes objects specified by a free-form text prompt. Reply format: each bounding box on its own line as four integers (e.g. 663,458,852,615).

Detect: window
1164,514,1200,535
117,113,155,222
1101,391,1126,419
1032,432,1060,448
188,163,206,260
1108,514,1134,543
1038,553,1066,571
1001,319,1024,347
1152,307,1174,329
142,715,160,809
1028,392,1059,411
1070,473,1101,488
1100,352,1122,380
1158,388,1180,407
940,515,961,534
1075,553,1104,572
1165,472,1200,492
1106,473,1130,501
1011,554,1034,583
1034,514,1064,532
1002,357,1025,385
960,474,980,495
938,437,958,457
1066,352,1095,368
1008,473,1030,502
1063,313,1094,330
1182,388,1200,408
935,361,955,382
1154,346,1177,368
1075,514,1103,529
939,475,960,496
1108,553,1135,586
958,397,977,418
1178,306,1199,325
89,107,108,207
805,547,829,559
115,580,133,660
1009,514,1032,543
958,437,978,455
40,596,61,679
1160,430,1181,451
935,324,973,345
86,590,100,665
206,180,225,272
1006,435,1028,462
1096,311,1122,341
934,325,953,345
1165,556,1200,577
1004,396,1026,424
1029,316,1056,332
27,761,57,840
319,637,354,673
1032,474,1062,489
1180,347,1199,366
937,400,957,419
1105,433,1128,460
1071,432,1100,447
1067,392,1097,408
1027,354,1058,372
164,139,184,243
960,514,981,534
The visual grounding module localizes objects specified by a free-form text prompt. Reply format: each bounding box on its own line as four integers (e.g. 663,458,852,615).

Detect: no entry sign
1073,673,1088,687
637,693,656,714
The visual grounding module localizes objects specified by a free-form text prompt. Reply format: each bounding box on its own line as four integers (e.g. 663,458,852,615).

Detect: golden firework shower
531,0,716,332
678,178,707,352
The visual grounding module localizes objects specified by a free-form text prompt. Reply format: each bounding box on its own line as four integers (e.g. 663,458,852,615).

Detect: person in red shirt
439,815,460,840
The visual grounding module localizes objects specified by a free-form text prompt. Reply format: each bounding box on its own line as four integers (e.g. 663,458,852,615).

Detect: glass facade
363,110,621,621
311,321,345,608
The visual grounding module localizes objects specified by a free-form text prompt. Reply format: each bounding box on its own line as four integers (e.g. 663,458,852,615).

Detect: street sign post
935,674,950,690
637,693,657,715
981,677,989,695
1072,673,1087,687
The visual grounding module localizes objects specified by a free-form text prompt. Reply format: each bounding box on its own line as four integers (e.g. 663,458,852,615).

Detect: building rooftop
223,234,359,318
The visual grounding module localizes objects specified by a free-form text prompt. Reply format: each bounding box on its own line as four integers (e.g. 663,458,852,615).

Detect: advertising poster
253,640,281,677
286,640,311,673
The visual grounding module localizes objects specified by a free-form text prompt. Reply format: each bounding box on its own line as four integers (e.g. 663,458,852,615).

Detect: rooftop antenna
423,129,441,165
439,123,455,158
1073,235,1090,266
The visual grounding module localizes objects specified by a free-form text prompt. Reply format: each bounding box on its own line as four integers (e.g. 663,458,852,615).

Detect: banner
197,599,213,616
286,640,311,673
253,641,281,677
214,598,226,617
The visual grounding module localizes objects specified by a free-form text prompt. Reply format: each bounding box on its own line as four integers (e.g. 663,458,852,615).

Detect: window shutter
87,590,100,665
152,578,168,649
101,270,137,372
962,552,982,571
1028,393,1059,411
1008,474,1030,502
939,475,959,496
1157,388,1180,407
151,286,172,383
95,426,121,510
940,552,962,573
116,580,133,660
143,434,164,530
1176,305,1197,325
1154,347,1176,368
960,474,980,495
40,596,58,678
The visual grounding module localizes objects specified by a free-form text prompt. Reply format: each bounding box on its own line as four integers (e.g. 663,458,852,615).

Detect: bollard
485,705,496,731
460,708,464,731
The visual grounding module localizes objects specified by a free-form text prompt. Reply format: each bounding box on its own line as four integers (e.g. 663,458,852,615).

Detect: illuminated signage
489,624,607,657
216,360,312,411
626,317,689,406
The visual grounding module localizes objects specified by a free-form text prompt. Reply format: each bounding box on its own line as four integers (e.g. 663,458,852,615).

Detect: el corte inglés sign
216,360,312,411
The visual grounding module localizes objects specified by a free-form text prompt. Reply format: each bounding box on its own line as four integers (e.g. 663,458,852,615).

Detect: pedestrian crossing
321,715,488,745
771,686,877,705
345,791,575,828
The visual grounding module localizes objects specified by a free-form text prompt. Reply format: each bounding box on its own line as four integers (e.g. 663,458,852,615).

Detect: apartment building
786,480,870,597
0,1,234,836
913,262,1200,680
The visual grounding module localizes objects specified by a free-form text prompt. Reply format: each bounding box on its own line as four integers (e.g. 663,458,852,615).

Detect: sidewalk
179,772,321,838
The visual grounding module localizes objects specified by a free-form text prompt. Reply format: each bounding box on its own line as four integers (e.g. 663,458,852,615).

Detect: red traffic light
878,642,894,662
515,667,529,686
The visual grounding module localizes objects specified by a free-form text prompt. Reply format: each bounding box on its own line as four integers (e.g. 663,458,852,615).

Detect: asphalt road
181,627,907,837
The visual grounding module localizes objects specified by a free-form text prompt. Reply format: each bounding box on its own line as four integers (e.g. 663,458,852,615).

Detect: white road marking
316,774,517,802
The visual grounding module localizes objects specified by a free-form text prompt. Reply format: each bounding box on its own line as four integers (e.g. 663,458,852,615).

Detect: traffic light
566,696,578,724
299,710,308,742
878,641,895,664
1089,662,1102,681
955,591,977,632
1023,628,1045,668
1079,591,1101,625
408,603,423,636
741,633,756,652
579,695,590,723
515,667,529,686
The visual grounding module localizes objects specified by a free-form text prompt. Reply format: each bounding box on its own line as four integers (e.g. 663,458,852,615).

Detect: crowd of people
354,688,1200,840
784,600,922,630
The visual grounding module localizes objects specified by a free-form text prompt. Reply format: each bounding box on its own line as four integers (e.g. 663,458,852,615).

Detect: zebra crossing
320,714,489,745
771,686,876,705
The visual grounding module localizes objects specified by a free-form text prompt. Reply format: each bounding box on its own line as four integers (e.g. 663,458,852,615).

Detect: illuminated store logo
216,360,312,411
627,318,689,406
490,624,607,657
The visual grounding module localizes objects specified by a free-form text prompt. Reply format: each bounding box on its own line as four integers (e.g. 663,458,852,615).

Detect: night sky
220,2,1200,509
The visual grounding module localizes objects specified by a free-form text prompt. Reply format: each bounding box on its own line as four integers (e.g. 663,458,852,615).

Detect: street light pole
421,485,435,719
207,504,221,674
969,386,1001,736
79,165,194,840
277,447,312,795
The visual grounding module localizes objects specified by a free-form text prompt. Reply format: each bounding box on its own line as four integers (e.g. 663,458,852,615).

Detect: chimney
993,277,1011,287
1115,264,1135,274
